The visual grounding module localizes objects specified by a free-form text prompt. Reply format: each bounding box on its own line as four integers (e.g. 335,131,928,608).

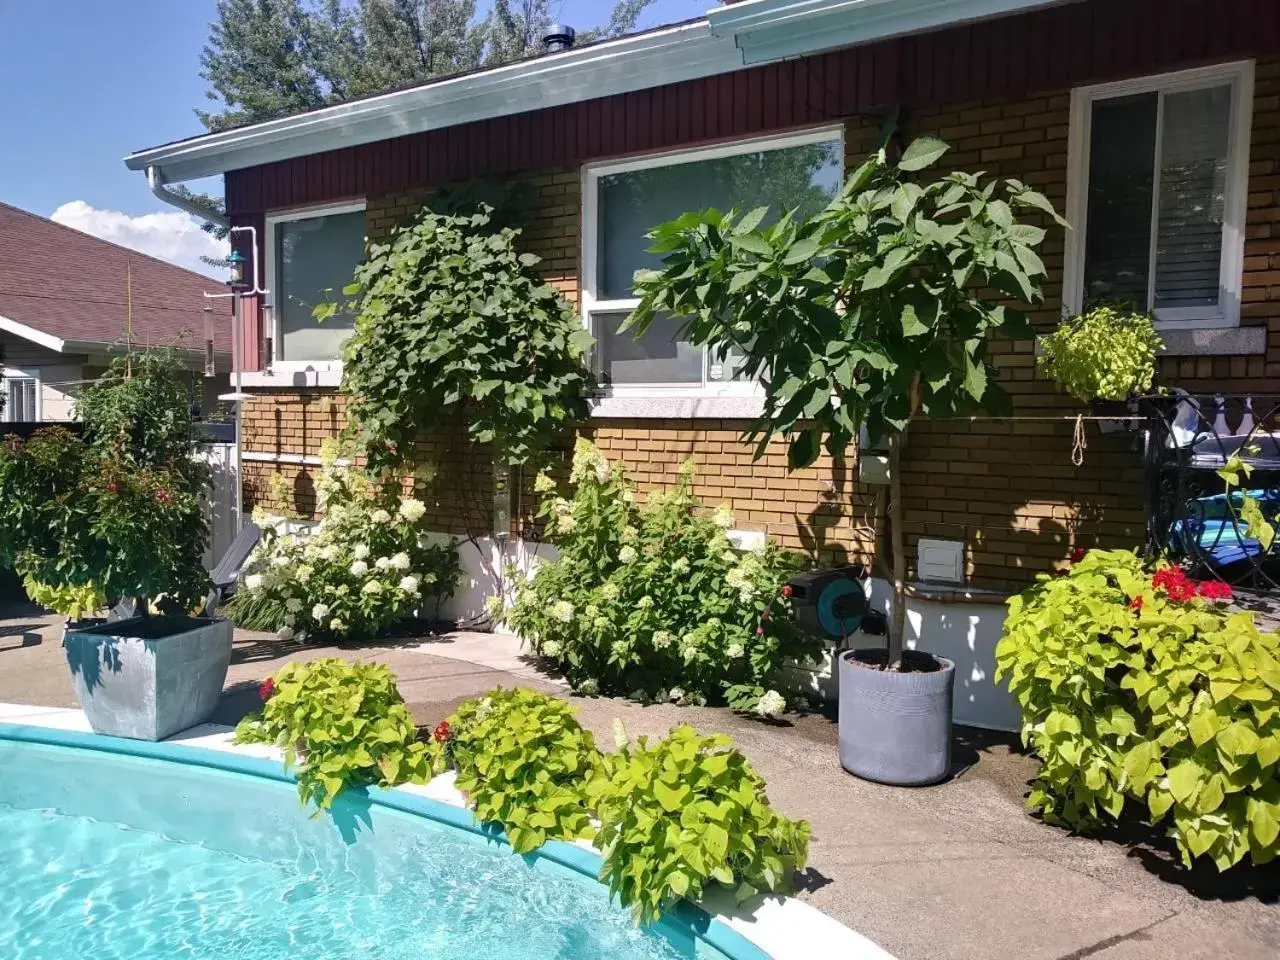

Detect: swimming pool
0,725,755,960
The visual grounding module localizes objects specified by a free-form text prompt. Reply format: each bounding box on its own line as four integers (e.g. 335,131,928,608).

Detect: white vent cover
917,538,964,584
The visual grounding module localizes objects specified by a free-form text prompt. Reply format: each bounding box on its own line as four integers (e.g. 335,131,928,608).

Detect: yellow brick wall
242,64,1280,591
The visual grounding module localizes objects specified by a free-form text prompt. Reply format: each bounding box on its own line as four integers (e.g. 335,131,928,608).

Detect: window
1065,62,1253,328
265,201,367,365
2,376,38,422
583,128,844,392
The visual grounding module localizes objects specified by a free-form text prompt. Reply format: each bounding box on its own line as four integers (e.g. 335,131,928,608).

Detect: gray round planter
838,648,955,786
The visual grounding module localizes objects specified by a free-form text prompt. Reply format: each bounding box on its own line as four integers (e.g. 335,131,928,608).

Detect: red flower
1070,547,1087,563
259,677,275,701
1197,579,1234,601
433,720,451,743
1152,566,1197,602
154,489,175,505
756,625,765,636
106,481,119,494
1129,596,1144,610
781,584,794,599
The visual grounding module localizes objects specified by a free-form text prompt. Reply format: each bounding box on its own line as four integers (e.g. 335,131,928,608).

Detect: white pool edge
0,702,894,960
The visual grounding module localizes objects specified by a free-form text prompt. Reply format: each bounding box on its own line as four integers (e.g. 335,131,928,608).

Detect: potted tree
630,136,1063,784
0,351,226,741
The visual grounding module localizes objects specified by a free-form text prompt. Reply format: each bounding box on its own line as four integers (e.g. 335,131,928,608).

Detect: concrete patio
2,608,1278,960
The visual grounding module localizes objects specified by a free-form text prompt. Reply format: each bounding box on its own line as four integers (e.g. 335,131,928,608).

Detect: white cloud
51,200,229,278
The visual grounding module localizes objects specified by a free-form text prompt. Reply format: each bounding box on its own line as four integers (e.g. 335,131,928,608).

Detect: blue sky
0,0,706,275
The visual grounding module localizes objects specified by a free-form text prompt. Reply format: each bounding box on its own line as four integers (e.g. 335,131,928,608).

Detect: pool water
0,736,731,960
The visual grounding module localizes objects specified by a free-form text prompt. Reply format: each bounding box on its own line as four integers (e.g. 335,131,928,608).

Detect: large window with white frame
582,127,845,392
265,200,367,365
1,372,38,422
1064,61,1254,328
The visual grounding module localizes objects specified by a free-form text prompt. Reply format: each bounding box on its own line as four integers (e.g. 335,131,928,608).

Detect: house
0,202,232,422
126,0,1280,729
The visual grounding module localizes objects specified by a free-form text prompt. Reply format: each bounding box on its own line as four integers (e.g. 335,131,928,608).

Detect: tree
189,0,652,234
629,137,1065,669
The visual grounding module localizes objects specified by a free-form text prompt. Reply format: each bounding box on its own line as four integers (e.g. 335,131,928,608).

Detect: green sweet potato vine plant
996,549,1280,870
630,135,1064,667
1037,304,1163,403
236,658,430,810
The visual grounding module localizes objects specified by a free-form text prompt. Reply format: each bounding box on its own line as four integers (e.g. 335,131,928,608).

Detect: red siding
225,0,1280,218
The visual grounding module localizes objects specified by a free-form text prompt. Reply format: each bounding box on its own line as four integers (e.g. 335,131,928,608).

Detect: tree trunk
887,431,906,670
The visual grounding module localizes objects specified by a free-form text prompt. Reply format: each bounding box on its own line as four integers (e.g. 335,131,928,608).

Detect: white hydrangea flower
399,498,426,522
671,556,690,574
726,643,746,660
362,580,383,595
552,600,574,623
712,504,735,529
621,525,638,544
652,630,672,649
311,603,330,621
285,598,303,614
622,489,635,504
612,718,630,752
329,618,346,633
349,559,369,576
244,574,263,591
371,509,392,525
637,595,654,610
533,472,557,494
375,556,392,571
570,438,610,485
669,687,685,703
755,690,786,718
576,678,599,696
320,545,340,562
678,458,697,479
296,565,313,583
595,459,612,483
283,614,296,628
618,545,637,564
600,581,621,602
399,575,420,595
277,626,295,642
353,544,370,561
390,552,411,571
680,635,700,663
271,554,291,569
542,639,562,658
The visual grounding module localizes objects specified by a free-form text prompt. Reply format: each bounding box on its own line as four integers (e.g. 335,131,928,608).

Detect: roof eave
708,0,1066,65
124,20,744,183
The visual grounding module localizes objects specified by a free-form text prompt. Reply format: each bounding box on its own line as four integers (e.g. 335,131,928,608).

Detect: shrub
432,687,600,853
504,439,813,713
589,724,810,925
996,548,1280,870
226,449,460,641
235,658,429,810
0,352,210,615
1037,305,1163,402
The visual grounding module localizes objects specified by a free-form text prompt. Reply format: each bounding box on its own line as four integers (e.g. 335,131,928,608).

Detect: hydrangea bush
504,440,814,714
997,549,1280,871
227,451,460,642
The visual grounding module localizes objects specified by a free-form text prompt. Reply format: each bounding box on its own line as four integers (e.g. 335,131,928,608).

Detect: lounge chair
203,522,261,616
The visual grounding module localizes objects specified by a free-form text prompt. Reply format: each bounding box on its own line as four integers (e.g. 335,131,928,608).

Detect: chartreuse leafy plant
20,575,106,621
430,691,809,925
630,135,1063,667
504,439,812,713
235,658,430,811
1036,304,1163,402
589,724,810,925
996,549,1280,870
332,206,595,472
432,688,599,853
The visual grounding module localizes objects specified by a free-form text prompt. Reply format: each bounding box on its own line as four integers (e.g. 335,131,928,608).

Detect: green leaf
898,135,951,172
1167,758,1205,805
734,206,770,235
783,236,821,265
900,302,930,337
788,429,822,469
963,357,988,401
729,233,772,256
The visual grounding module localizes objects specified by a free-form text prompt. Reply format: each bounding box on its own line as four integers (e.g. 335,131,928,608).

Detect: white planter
63,617,234,741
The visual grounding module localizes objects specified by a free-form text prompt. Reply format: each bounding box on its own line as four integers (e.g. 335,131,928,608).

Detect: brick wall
241,62,1280,591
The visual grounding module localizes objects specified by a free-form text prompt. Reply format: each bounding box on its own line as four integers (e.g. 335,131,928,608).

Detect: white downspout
146,165,230,230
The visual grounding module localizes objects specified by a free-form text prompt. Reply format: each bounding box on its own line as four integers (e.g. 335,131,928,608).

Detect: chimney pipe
543,24,575,53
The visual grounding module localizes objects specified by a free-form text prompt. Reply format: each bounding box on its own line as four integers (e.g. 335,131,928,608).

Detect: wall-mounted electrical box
917,538,965,584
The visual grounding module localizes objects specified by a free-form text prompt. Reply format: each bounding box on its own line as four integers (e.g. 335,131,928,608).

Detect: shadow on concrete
209,679,265,727
0,627,43,649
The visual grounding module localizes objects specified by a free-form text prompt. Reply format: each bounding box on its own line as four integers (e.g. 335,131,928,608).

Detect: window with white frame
266,200,367,365
2,375,38,422
583,128,844,391
1065,61,1253,327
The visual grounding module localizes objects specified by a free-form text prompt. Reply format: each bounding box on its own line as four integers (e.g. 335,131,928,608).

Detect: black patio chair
203,522,261,617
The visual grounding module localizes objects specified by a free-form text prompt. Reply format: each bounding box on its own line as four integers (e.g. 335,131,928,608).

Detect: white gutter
124,20,743,184
147,166,230,229
708,0,1065,65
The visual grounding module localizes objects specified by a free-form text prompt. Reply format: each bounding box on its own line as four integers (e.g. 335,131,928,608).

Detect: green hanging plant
1037,305,1163,403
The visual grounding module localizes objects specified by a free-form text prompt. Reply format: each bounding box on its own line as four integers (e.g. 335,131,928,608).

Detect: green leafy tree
629,137,1064,668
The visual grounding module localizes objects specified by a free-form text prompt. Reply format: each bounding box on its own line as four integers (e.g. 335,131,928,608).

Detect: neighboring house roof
0,202,232,359
123,0,1061,184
